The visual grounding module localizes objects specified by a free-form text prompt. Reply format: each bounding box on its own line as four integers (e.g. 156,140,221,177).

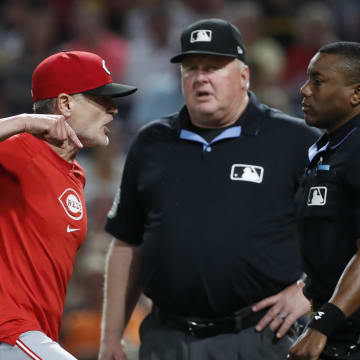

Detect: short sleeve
105,141,145,245
343,151,360,237
0,134,33,172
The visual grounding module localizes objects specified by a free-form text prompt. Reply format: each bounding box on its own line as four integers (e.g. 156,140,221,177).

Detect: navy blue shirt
106,92,318,317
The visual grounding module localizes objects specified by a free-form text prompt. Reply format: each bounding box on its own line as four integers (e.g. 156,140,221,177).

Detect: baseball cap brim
84,82,137,97
170,50,238,63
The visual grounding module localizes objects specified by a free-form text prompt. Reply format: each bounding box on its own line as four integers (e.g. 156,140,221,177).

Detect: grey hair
32,98,57,114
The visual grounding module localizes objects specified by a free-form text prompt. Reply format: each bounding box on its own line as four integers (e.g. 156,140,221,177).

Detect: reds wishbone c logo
102,59,111,75
58,188,83,220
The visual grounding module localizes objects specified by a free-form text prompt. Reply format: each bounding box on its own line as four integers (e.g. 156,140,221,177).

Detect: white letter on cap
102,59,111,75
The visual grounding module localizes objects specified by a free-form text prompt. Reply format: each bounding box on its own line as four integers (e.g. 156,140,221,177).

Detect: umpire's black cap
170,18,246,63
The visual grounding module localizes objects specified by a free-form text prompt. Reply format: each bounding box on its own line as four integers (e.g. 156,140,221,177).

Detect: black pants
139,311,298,360
317,343,360,360
318,335,360,359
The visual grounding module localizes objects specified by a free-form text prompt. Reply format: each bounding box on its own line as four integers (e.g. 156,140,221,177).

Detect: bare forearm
0,113,83,149
101,238,142,341
329,249,360,317
0,115,26,142
290,251,360,359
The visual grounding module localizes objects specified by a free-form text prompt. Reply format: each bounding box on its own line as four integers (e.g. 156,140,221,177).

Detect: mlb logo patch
307,186,327,206
230,164,264,183
190,30,212,43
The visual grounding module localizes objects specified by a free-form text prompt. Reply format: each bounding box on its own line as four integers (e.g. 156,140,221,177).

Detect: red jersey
0,133,87,345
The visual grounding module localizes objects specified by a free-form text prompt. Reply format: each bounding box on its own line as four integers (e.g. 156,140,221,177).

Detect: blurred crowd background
0,0,359,359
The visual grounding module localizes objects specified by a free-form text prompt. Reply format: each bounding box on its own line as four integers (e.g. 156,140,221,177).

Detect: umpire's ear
56,93,72,117
350,85,360,106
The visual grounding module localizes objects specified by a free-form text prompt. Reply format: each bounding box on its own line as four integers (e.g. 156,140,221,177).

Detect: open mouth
196,91,212,98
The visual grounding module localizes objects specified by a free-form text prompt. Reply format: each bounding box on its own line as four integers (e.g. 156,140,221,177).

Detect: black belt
152,306,267,338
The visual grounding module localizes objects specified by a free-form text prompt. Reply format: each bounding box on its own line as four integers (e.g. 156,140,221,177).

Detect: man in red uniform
0,51,136,360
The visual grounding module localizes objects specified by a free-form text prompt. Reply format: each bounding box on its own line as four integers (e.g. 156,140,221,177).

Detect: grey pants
0,331,77,360
139,312,298,360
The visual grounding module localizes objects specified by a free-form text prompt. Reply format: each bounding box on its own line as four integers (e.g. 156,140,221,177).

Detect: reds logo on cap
58,188,83,220
102,59,111,75
31,51,137,102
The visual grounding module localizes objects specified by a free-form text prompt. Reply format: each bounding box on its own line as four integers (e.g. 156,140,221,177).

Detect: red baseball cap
31,51,137,102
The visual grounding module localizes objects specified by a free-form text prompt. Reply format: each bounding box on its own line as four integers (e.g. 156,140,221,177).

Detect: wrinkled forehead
181,53,236,66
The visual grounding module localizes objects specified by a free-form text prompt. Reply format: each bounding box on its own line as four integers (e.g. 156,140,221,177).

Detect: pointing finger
66,124,83,148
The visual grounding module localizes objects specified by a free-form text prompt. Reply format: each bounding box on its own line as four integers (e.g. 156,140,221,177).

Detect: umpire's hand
251,280,311,338
98,337,128,360
288,327,327,360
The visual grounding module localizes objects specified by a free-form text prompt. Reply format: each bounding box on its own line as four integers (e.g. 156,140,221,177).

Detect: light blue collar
179,126,241,146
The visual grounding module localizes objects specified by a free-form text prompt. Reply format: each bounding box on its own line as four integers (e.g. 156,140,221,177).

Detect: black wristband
308,302,346,337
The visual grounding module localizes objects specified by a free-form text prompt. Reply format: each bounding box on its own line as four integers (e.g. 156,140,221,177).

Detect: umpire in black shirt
99,19,318,360
289,42,360,360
